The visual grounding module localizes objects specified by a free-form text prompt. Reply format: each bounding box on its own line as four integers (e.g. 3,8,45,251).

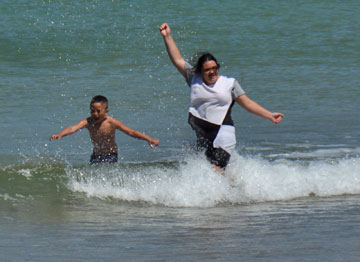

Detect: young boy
50,95,160,164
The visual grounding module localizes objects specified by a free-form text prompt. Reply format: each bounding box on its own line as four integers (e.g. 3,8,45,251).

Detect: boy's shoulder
106,116,123,123
77,118,89,126
105,116,126,129
105,116,116,123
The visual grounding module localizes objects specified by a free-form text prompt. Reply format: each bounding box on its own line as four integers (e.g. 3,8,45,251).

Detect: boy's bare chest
88,121,114,137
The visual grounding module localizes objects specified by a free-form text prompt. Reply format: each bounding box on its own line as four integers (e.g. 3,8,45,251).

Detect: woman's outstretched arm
159,23,186,78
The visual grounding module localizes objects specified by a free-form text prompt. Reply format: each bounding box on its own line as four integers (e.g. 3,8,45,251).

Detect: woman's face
201,60,219,85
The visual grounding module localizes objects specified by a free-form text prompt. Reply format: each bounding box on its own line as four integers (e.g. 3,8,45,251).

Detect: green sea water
1,0,360,261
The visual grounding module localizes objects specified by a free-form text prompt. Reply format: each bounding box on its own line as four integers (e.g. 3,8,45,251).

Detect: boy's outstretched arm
50,119,88,141
112,118,159,149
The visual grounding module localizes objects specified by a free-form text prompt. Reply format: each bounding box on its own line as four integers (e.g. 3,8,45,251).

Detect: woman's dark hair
193,52,220,73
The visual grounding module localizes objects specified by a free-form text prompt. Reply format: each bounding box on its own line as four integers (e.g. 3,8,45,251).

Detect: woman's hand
270,113,284,124
235,94,284,124
159,23,171,37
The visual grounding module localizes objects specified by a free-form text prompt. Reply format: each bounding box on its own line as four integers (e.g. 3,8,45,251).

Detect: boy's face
90,102,108,122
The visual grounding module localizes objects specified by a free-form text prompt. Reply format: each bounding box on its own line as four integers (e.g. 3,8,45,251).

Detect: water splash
66,152,360,207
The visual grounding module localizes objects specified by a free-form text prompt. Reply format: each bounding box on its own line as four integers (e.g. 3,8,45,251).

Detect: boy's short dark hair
90,95,108,108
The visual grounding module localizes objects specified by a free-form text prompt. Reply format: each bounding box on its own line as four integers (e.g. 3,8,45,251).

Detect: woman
159,23,283,172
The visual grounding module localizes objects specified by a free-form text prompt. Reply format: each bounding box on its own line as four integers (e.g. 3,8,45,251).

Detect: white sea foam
267,147,360,159
17,169,33,179
67,152,360,207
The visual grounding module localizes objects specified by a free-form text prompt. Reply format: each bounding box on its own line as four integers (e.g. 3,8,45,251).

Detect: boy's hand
148,139,160,149
50,134,62,141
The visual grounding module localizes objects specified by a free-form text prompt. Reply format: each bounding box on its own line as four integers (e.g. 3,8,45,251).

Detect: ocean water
1,0,360,261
